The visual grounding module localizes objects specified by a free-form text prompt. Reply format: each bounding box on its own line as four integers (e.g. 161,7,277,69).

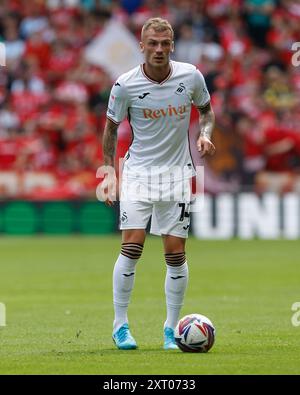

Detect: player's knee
121,242,144,260
165,252,186,266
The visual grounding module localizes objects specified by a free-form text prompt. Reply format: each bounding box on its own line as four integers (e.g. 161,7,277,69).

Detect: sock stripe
121,251,142,259
165,252,186,266
122,243,144,248
121,243,143,260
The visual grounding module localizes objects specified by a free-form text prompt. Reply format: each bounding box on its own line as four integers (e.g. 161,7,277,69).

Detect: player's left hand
197,136,216,157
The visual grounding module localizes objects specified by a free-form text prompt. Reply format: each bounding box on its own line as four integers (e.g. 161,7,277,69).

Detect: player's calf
112,242,144,343
164,252,188,350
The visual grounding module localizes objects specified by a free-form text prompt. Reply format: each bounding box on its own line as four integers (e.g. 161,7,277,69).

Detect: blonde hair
141,17,174,40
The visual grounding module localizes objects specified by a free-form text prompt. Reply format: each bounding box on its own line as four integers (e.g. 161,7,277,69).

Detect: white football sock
164,262,188,330
113,253,138,333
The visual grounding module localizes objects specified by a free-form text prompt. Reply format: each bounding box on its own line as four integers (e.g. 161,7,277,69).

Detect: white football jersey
106,60,210,182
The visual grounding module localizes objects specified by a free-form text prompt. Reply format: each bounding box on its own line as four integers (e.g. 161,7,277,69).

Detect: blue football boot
112,324,137,350
163,327,179,350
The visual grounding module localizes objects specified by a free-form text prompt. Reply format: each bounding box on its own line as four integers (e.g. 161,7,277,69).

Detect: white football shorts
119,178,191,238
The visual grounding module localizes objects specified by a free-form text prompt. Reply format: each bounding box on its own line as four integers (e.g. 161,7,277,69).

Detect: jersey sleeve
106,81,129,124
192,68,211,109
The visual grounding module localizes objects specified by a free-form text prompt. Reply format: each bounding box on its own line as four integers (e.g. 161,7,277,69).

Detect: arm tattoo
198,102,215,140
102,119,119,167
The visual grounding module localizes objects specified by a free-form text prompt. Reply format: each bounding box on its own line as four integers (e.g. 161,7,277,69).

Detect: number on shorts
178,203,185,221
178,203,190,221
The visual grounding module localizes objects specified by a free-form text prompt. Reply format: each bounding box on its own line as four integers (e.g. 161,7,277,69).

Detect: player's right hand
105,198,114,207
97,174,116,206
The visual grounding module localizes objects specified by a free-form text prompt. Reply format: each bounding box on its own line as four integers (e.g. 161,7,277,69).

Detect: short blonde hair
141,17,174,40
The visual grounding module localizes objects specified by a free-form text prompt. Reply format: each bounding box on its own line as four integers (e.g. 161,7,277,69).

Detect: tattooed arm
196,102,216,157
103,118,119,167
101,118,119,206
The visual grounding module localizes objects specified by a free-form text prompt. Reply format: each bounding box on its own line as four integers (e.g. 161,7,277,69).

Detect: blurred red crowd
0,0,299,198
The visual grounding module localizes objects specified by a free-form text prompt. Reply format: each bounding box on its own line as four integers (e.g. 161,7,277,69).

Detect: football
174,313,215,353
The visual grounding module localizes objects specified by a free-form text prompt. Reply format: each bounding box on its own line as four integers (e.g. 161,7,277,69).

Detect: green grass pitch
0,236,300,375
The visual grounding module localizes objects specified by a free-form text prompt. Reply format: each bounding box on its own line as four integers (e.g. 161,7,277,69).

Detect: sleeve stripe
106,115,120,125
196,101,210,110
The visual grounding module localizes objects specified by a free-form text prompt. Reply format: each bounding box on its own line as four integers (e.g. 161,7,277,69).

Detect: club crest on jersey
143,104,187,120
175,82,186,95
